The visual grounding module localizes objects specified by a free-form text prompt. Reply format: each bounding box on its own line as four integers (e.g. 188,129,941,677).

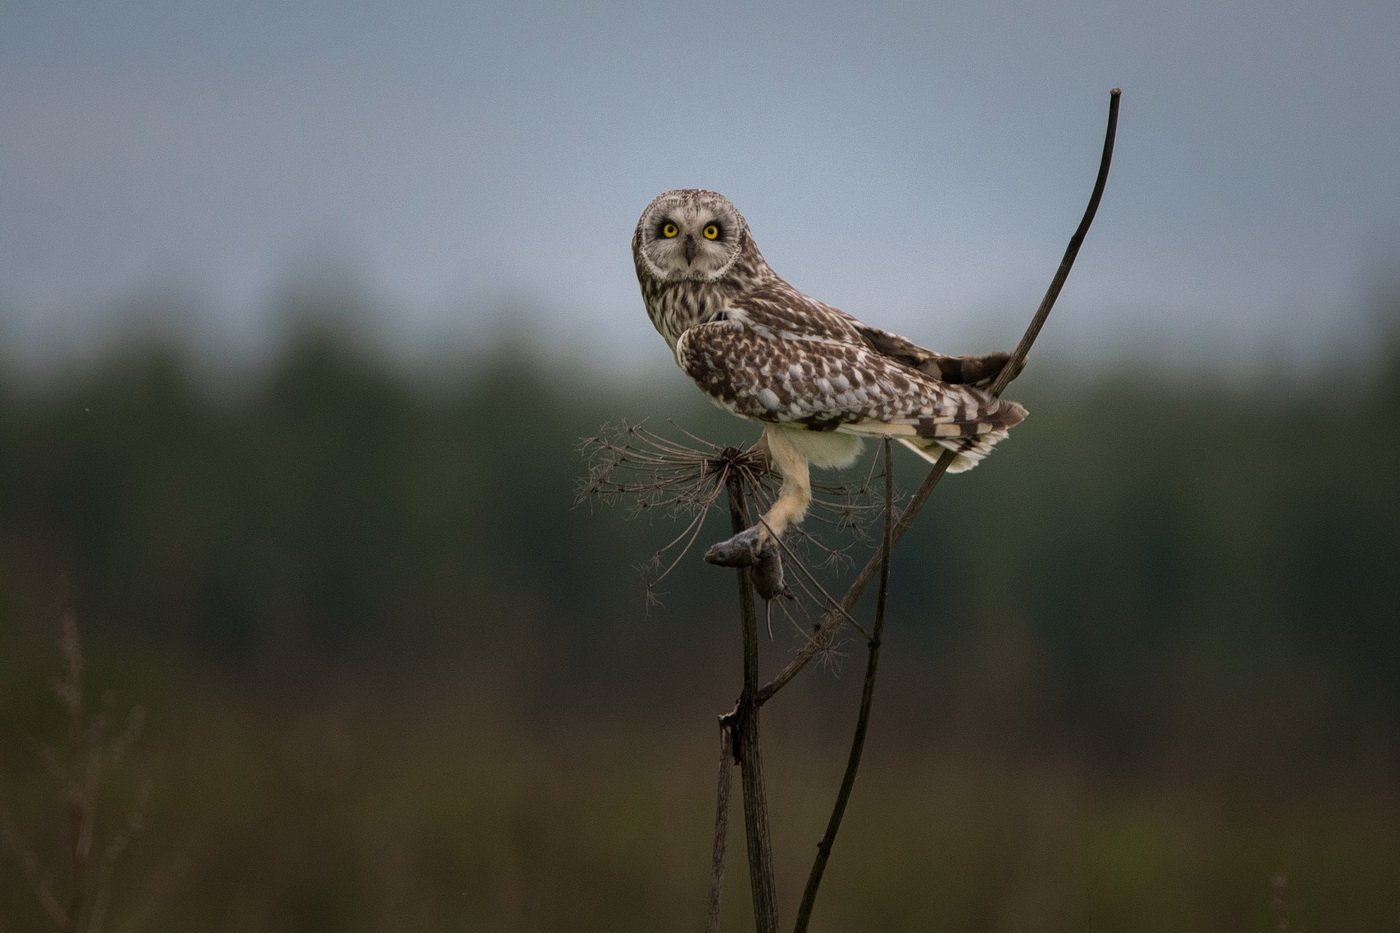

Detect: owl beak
683,236,697,264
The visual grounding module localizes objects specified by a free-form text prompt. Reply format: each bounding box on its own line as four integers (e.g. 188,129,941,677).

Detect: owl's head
632,189,758,285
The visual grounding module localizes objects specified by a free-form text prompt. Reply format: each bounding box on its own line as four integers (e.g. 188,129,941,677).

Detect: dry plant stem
758,87,1121,708
724,471,780,933
792,440,895,933
990,89,1121,397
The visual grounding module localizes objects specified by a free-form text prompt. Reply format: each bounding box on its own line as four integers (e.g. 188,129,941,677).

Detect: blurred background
3,1,1399,930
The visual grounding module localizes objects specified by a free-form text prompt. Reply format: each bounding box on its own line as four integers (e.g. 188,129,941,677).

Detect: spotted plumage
632,188,1026,549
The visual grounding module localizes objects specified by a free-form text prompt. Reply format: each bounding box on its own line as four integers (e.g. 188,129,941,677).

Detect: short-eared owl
632,188,1026,558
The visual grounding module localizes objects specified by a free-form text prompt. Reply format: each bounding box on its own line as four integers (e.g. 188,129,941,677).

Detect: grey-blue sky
2,0,1397,374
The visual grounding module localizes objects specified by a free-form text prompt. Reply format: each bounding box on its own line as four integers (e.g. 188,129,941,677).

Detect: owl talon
704,528,788,601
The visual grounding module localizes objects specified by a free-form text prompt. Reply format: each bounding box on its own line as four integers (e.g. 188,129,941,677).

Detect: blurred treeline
2,295,1399,931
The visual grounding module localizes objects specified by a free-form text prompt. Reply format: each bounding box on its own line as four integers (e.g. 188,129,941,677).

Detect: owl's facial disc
640,192,742,282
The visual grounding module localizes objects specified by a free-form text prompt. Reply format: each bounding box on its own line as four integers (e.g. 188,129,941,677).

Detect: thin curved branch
990,88,1121,396
758,88,1121,706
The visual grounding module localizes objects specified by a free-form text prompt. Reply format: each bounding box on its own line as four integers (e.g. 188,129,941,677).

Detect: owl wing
674,317,1024,442
854,323,1021,387
723,280,1020,387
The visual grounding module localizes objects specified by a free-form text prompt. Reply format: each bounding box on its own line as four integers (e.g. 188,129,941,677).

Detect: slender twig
758,87,1121,707
722,469,780,933
792,440,896,932
990,90,1120,396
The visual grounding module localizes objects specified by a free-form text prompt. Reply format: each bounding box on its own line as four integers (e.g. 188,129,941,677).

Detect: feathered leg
754,426,812,544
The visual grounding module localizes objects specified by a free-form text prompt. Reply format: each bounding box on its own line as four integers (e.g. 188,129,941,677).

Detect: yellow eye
660,222,679,238
702,224,720,240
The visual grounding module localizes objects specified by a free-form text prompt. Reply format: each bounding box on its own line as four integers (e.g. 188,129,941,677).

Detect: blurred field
3,301,1399,930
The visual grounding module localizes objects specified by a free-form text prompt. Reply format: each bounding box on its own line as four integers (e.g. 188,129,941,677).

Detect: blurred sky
2,0,1398,376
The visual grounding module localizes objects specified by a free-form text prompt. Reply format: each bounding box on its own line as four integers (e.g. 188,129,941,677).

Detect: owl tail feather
901,398,1028,473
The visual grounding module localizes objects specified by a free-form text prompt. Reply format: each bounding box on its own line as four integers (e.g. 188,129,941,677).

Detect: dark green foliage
4,327,1397,685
